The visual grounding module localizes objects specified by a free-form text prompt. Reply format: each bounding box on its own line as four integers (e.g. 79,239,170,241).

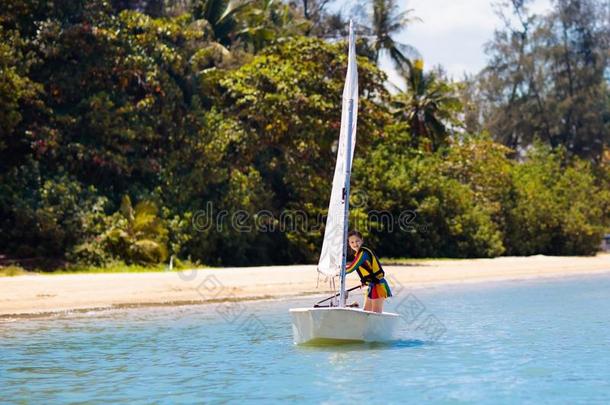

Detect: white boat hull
289,307,400,344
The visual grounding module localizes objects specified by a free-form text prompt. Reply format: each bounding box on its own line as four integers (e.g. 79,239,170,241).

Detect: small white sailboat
289,21,399,345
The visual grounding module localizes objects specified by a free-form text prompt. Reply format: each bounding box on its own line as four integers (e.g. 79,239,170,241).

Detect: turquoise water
2,274,610,403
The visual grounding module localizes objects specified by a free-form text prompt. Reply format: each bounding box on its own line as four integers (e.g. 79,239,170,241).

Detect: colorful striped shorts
367,278,392,299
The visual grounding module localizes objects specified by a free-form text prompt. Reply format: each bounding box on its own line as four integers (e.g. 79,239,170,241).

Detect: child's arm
346,250,369,274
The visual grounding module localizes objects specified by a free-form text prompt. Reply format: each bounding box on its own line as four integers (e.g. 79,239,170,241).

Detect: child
345,230,392,313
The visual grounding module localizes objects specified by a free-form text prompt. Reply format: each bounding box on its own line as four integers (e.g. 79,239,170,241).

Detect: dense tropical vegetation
0,0,608,271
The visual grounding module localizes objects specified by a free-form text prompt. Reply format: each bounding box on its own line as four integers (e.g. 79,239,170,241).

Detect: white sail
317,21,359,277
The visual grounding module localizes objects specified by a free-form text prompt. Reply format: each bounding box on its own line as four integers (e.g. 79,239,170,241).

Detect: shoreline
1,254,609,320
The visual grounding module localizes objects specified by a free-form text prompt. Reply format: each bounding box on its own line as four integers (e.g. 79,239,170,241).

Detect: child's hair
347,230,363,240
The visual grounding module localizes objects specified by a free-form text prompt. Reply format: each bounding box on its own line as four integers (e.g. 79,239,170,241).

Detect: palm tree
390,60,462,151
104,196,169,264
365,0,420,70
237,0,309,52
191,0,253,46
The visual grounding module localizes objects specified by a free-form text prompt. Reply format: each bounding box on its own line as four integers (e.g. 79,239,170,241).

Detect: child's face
348,235,363,252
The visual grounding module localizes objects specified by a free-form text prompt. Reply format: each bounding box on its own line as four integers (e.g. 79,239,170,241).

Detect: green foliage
391,61,463,151
476,0,610,160
67,240,111,267
0,27,46,169
361,134,606,258
236,0,309,53
359,134,505,258
0,265,28,276
506,144,607,255
102,196,169,265
212,36,390,262
191,0,251,46
443,135,514,232
0,159,108,258
55,262,175,274
0,1,608,272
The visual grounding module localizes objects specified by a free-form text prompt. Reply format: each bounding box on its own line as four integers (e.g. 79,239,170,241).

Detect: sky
334,0,554,87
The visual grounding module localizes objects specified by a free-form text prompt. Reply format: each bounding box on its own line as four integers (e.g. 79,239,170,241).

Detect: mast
339,98,353,307
339,21,356,308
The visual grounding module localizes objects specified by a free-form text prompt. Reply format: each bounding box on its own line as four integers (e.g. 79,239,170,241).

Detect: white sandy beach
1,254,609,318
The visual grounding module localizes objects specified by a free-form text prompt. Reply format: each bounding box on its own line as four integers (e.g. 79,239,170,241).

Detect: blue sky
333,0,553,86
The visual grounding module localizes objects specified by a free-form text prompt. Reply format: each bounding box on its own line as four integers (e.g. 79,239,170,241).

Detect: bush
101,196,169,265
0,161,109,259
506,145,606,255
0,265,27,276
358,132,505,258
66,239,110,267
129,239,167,265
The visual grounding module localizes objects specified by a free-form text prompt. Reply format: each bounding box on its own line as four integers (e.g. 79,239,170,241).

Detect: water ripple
1,275,610,403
